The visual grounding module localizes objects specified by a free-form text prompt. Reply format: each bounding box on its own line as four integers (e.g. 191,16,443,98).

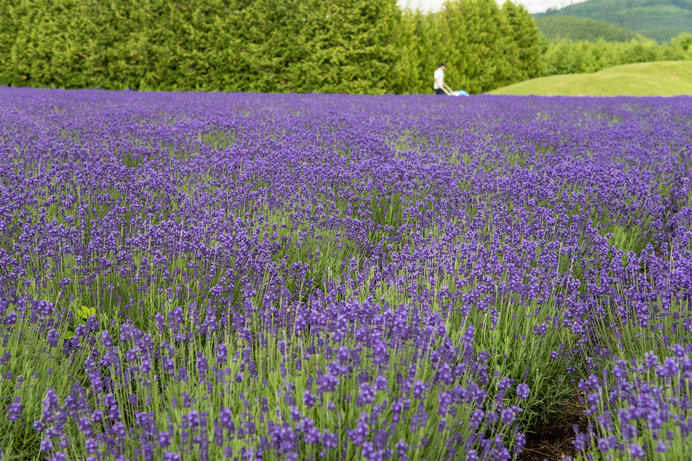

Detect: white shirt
434,67,444,89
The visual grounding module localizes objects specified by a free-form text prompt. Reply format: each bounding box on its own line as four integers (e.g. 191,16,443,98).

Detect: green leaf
79,305,96,320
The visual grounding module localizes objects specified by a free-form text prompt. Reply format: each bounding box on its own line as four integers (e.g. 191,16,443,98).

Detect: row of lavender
0,88,690,460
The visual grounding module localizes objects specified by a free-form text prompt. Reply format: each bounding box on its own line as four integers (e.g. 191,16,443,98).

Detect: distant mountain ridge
534,16,643,42
535,0,692,42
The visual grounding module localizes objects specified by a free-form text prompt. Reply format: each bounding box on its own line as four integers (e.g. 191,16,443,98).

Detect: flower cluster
572,347,692,459
0,88,689,459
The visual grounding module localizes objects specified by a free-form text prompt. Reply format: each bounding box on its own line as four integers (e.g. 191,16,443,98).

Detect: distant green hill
536,0,692,43
489,60,692,96
535,16,642,42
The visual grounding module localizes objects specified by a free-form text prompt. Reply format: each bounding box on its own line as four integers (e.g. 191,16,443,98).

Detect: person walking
433,63,446,95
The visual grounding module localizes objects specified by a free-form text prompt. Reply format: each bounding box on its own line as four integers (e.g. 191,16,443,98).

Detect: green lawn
491,61,692,96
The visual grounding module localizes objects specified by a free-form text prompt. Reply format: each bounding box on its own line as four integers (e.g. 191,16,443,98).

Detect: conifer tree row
0,0,541,94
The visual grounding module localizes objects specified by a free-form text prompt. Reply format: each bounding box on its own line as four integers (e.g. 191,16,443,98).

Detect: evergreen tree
101,0,167,90
3,0,98,88
392,7,426,94
437,0,470,92
16,0,688,93
439,0,518,93
290,0,402,94
237,0,307,92
403,9,448,93
215,0,257,92
154,0,233,91
0,0,27,87
502,1,542,81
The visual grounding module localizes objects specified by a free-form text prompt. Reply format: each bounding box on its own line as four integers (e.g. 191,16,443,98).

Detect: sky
397,0,589,14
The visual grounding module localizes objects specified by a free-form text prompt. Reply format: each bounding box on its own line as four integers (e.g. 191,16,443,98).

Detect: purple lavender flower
2,87,690,461
303,390,317,409
358,383,376,406
629,443,645,459
6,396,23,421
163,451,181,461
40,437,53,452
516,383,530,399
500,406,522,425
497,377,512,391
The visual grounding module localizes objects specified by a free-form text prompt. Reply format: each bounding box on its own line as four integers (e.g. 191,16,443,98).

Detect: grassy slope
534,16,642,42
490,61,692,96
535,0,692,42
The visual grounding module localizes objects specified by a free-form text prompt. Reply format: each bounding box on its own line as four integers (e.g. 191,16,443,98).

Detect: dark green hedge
0,0,541,94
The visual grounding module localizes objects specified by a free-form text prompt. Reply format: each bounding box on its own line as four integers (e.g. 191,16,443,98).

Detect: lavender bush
573,348,691,460
0,88,690,460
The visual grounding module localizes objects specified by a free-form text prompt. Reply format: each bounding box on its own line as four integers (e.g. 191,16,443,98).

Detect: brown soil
519,400,589,461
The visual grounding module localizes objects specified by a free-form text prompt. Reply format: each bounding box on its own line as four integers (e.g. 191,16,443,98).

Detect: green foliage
0,0,403,94
64,305,97,339
438,0,519,93
391,8,427,93
503,1,542,80
537,0,692,43
2,0,689,94
0,0,543,95
288,0,403,94
539,34,692,76
670,32,692,57
0,0,244,91
396,0,543,94
235,0,307,92
468,297,577,428
535,16,642,42
397,8,446,94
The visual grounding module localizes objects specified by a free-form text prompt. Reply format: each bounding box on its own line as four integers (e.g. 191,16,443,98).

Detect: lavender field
0,88,690,461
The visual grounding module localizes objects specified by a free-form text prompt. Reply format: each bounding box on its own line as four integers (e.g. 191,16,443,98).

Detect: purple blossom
1,88,690,461
516,383,530,400
303,390,317,409
629,443,645,459
6,396,23,421
500,406,522,425
358,383,376,407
